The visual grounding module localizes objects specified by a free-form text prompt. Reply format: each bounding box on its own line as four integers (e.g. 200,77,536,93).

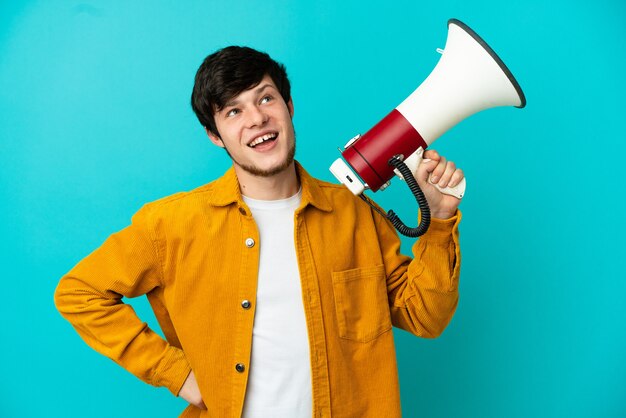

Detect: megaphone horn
330,18,525,236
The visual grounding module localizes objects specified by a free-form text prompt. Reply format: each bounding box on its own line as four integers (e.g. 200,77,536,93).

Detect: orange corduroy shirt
55,162,461,418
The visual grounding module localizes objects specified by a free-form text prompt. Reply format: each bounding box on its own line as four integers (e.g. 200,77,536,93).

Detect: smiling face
207,75,296,178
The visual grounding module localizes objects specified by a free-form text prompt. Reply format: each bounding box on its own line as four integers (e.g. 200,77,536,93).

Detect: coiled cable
360,156,430,237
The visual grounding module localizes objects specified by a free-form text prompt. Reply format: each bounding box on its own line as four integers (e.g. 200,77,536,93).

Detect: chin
233,139,296,177
237,155,294,178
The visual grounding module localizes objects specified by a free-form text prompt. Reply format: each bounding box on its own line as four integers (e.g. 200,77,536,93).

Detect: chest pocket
331,264,392,343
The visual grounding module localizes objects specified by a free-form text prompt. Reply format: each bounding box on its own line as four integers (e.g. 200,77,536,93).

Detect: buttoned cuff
152,345,192,396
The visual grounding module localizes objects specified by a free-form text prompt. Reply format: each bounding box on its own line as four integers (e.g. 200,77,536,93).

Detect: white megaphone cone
329,18,525,236
397,19,525,197
400,19,525,147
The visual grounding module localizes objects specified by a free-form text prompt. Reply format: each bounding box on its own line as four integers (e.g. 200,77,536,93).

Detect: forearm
54,206,191,396
385,211,462,337
55,268,192,396
55,275,191,395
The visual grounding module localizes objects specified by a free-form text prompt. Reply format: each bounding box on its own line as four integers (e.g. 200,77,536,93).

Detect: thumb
413,158,437,185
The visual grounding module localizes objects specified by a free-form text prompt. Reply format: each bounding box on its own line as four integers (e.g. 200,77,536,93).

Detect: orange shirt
55,162,461,418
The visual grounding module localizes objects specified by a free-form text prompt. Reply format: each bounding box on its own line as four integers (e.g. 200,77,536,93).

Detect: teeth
249,133,277,147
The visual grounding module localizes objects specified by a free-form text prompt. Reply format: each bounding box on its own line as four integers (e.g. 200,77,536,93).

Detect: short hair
191,46,291,137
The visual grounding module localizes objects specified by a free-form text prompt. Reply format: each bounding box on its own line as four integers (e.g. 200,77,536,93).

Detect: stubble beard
225,131,296,178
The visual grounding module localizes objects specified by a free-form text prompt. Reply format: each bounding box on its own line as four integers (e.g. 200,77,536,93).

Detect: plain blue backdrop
1,1,625,417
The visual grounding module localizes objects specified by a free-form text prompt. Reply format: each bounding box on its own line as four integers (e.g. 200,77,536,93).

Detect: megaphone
330,18,525,236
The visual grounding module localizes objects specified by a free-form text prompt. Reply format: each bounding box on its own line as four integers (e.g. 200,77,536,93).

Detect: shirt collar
205,161,333,213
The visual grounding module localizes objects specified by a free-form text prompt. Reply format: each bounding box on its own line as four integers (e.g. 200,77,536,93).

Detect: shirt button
238,207,247,216
235,363,246,373
241,300,251,309
245,238,255,248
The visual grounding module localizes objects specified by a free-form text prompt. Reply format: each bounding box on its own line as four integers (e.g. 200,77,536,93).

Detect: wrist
430,209,456,220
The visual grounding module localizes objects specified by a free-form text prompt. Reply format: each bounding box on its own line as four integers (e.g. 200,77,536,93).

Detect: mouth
248,131,278,148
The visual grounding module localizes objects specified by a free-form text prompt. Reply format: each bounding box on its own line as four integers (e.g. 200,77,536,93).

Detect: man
55,46,463,417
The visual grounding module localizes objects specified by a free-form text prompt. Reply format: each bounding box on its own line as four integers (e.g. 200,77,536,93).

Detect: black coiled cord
386,156,431,237
357,156,431,237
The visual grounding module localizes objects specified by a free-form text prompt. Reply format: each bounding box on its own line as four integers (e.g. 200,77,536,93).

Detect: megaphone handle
431,176,466,199
402,148,466,199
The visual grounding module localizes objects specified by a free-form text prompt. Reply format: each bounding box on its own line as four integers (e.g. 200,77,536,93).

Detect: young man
55,46,464,418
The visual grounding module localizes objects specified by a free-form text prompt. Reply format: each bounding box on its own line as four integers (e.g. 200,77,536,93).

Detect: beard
224,131,296,178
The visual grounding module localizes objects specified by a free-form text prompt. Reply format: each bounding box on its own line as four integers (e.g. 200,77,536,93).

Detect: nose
246,105,269,128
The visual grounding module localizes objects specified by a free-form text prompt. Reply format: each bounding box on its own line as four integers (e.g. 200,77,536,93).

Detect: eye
260,95,273,104
225,108,240,117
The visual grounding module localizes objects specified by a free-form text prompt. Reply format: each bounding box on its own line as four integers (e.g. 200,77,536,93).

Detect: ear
287,98,294,118
205,127,224,148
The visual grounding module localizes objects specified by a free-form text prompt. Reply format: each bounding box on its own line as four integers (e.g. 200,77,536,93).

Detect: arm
379,149,463,337
54,205,191,396
379,211,461,338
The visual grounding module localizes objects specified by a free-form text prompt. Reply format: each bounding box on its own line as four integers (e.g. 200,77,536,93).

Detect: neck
234,162,300,200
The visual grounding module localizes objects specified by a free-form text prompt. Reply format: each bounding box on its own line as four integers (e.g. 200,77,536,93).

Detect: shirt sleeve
376,210,462,338
54,205,192,396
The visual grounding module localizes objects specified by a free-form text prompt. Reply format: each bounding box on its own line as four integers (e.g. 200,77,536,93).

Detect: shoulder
306,173,376,216
311,176,350,195
302,172,396,243
134,180,220,222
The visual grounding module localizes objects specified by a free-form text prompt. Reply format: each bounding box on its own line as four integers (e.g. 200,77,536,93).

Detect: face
207,75,295,178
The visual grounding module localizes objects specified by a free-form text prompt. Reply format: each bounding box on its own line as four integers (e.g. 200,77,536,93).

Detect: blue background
1,1,625,417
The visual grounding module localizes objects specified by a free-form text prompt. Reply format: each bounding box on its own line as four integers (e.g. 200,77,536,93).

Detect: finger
437,160,457,188
423,149,440,161
414,158,438,183
429,156,447,184
448,168,464,188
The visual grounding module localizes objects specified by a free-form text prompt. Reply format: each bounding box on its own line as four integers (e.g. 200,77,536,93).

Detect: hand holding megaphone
400,147,466,200
407,148,466,220
330,18,525,237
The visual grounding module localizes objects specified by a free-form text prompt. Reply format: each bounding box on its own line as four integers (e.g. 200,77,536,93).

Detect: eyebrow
223,83,275,108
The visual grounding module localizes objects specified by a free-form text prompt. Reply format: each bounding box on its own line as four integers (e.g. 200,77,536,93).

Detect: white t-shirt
241,190,312,418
